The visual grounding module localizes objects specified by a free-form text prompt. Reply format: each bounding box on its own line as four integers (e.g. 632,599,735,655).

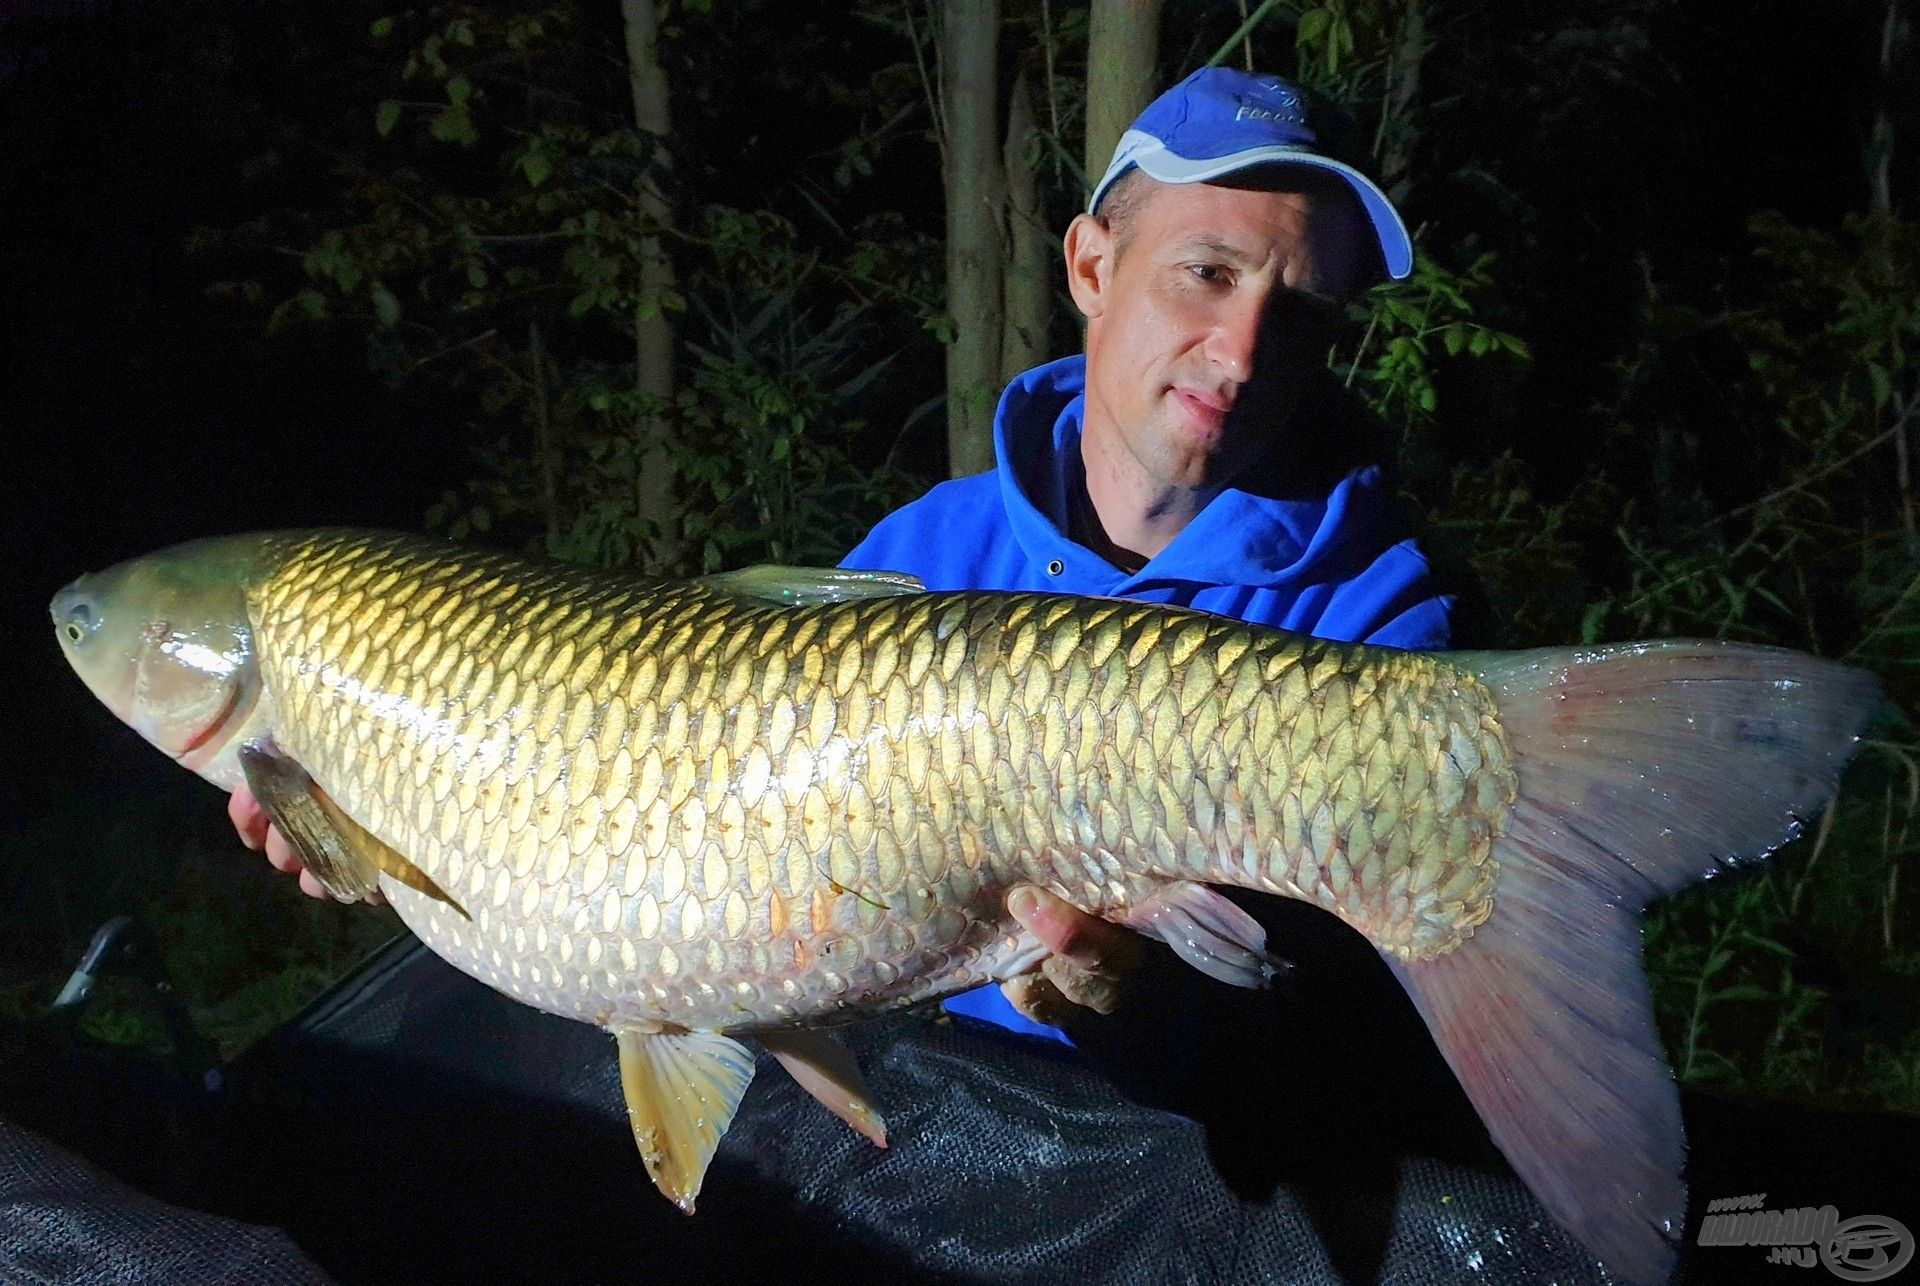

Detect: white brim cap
1090,130,1415,281
1086,68,1416,282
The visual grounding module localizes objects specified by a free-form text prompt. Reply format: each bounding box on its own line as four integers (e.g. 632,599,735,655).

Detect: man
232,68,1449,1045
836,66,1450,1042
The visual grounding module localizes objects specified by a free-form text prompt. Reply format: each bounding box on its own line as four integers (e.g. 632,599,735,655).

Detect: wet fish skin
53,528,1881,1283
239,532,1509,1033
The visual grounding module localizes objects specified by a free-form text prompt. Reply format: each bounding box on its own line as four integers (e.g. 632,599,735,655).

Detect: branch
1687,412,1910,537
1206,0,1285,69
903,0,948,172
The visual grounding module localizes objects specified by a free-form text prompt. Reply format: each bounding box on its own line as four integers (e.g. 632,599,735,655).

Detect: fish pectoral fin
306,780,469,919
759,1029,887,1148
697,565,924,606
1120,881,1284,989
239,741,382,904
237,740,468,918
615,1027,758,1213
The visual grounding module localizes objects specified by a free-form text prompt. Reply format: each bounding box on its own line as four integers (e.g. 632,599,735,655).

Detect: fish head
53,535,271,785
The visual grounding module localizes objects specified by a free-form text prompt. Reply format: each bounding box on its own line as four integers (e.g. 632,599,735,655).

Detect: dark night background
1,0,1917,1281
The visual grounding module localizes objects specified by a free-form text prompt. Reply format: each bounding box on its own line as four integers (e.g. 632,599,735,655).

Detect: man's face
1065,175,1367,493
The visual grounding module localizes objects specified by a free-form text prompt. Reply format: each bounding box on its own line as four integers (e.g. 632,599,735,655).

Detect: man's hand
999,884,1148,1028
226,786,385,905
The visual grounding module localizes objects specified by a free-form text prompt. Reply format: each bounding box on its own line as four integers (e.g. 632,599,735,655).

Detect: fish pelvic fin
615,1027,758,1213
238,740,469,918
1120,881,1283,989
1390,641,1880,1284
760,1028,888,1148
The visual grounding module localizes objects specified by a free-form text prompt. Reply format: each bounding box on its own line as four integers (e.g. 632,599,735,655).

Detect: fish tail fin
1390,641,1879,1283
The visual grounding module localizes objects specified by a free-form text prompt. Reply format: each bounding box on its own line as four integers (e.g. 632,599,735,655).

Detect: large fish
52,528,1879,1282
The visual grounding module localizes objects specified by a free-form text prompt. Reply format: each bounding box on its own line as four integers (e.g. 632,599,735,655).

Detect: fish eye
62,604,93,645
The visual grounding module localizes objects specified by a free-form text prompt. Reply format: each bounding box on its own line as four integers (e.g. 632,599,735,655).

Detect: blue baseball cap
1089,67,1414,281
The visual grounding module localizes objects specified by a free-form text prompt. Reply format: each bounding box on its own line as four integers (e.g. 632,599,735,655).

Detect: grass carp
51,528,1881,1282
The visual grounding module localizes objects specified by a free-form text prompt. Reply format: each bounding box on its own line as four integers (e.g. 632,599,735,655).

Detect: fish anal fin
698,565,923,606
760,1028,888,1148
1121,881,1281,989
615,1027,757,1213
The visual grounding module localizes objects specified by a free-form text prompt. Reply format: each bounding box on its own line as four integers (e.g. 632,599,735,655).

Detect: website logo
1698,1195,1913,1281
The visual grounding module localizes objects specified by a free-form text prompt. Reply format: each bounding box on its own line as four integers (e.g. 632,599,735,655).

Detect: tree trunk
620,0,680,570
1866,0,1898,216
1001,67,1050,384
1083,0,1160,201
1376,0,1427,198
941,0,1003,478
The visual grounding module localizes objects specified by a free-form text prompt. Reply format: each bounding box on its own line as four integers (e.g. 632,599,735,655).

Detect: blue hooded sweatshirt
840,355,1450,1041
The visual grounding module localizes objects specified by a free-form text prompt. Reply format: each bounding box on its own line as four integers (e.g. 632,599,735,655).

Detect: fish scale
243,531,1511,1036
62,527,1879,1277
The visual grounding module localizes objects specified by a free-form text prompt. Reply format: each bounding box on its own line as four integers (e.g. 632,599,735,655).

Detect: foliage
669,215,933,569
250,2,936,573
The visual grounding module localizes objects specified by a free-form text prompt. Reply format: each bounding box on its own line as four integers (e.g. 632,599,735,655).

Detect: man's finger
263,826,304,876
296,869,329,900
228,789,270,851
1007,884,1145,976
1002,973,1083,1029
1041,954,1125,1015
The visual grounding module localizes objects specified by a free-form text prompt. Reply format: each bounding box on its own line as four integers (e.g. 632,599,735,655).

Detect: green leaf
371,284,401,329
1579,600,1609,644
1867,362,1893,410
429,106,477,147
447,76,472,108
1708,985,1778,1004
1735,932,1798,960
1296,8,1331,45
522,150,553,188
374,100,401,138
370,16,394,39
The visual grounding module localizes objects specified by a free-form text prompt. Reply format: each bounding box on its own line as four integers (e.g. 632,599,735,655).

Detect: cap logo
1234,93,1305,126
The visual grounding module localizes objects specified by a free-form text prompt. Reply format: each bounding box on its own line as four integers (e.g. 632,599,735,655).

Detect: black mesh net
8,899,1917,1284
198,932,1610,1285
0,1114,329,1285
